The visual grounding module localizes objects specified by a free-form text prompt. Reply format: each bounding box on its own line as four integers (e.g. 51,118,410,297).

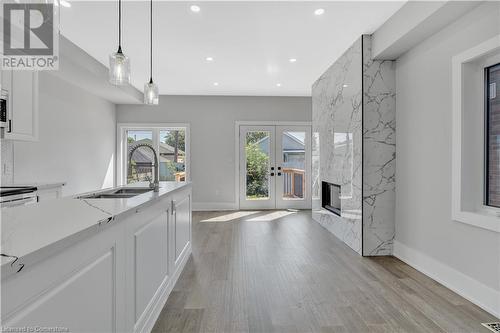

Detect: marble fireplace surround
312,35,396,256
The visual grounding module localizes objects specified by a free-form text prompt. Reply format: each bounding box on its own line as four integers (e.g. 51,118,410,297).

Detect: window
159,129,186,182
245,131,270,200
119,124,189,185
452,37,500,232
485,63,500,208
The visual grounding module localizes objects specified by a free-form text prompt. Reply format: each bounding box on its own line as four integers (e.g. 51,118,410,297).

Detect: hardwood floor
152,210,498,333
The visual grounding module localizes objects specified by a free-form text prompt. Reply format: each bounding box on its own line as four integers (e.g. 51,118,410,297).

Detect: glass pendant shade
144,80,159,105
144,0,159,106
109,50,130,85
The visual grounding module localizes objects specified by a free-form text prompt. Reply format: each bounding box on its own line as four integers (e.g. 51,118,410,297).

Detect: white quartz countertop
1,181,190,278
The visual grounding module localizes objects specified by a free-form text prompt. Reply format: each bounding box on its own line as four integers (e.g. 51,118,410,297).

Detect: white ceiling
60,1,405,96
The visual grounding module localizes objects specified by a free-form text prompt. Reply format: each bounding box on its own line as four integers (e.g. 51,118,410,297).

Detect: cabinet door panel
134,211,168,323
7,71,38,140
175,195,191,264
5,250,115,333
0,70,12,91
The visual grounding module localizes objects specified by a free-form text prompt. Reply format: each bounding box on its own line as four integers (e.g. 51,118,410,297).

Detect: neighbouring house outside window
485,63,500,208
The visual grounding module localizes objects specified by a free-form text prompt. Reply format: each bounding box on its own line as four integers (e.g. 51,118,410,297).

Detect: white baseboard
193,202,238,211
393,240,500,318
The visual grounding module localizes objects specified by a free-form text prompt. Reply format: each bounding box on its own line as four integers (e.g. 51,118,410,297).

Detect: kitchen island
1,181,192,333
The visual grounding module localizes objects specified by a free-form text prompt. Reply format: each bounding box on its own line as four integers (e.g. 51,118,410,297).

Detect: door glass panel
127,130,153,184
281,131,305,199
159,129,186,182
245,131,270,200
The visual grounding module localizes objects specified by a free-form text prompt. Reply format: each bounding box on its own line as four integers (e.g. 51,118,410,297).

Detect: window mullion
154,129,159,179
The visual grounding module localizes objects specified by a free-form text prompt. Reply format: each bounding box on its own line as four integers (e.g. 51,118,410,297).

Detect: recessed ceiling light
343,84,349,88
289,58,297,63
213,82,219,86
206,56,214,62
190,5,201,13
276,83,282,87
314,8,325,16
60,0,71,7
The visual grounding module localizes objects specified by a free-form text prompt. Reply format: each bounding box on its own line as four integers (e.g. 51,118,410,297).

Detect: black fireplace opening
322,181,341,216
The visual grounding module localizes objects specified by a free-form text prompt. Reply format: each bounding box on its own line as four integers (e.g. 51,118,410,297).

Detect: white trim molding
394,240,500,318
452,35,500,233
192,202,238,212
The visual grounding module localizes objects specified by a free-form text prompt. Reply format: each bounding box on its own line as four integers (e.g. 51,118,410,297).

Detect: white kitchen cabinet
127,186,192,333
172,191,192,270
1,184,192,333
1,217,127,332
125,200,170,332
1,70,38,141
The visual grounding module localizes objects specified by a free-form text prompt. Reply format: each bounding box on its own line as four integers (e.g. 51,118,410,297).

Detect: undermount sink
112,188,152,195
78,187,152,199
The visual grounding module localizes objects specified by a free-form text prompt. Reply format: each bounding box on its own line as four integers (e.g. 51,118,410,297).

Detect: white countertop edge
1,182,66,190
1,221,102,279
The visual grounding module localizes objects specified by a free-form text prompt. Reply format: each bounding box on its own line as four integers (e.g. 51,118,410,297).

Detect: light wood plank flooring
152,210,498,333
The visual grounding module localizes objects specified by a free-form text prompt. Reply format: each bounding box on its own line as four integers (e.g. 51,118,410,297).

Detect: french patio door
239,124,311,210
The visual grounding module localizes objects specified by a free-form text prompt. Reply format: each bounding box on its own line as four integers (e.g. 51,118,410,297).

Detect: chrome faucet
128,143,160,192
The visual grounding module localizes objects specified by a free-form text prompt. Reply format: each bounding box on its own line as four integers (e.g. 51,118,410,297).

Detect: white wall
394,2,500,316
117,96,311,209
12,72,116,196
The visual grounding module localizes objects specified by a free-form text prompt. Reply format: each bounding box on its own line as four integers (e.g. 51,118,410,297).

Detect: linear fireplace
322,181,341,216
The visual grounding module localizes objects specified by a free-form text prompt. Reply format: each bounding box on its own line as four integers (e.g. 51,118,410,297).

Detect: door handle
277,172,282,176
270,172,275,176
277,166,281,170
270,167,275,171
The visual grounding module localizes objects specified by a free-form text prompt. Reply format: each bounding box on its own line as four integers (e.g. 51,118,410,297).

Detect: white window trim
116,123,191,186
452,35,500,233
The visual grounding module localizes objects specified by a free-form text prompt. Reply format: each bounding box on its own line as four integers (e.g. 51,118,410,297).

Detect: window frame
117,123,190,186
484,63,500,208
451,36,500,233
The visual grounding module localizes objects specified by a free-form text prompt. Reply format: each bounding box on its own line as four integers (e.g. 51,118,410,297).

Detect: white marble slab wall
312,38,363,255
312,35,395,256
362,35,396,255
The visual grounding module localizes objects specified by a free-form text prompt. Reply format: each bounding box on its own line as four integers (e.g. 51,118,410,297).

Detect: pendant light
144,0,159,105
109,0,131,85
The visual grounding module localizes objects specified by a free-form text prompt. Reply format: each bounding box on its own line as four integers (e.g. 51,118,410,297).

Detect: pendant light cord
149,0,153,83
118,0,122,52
